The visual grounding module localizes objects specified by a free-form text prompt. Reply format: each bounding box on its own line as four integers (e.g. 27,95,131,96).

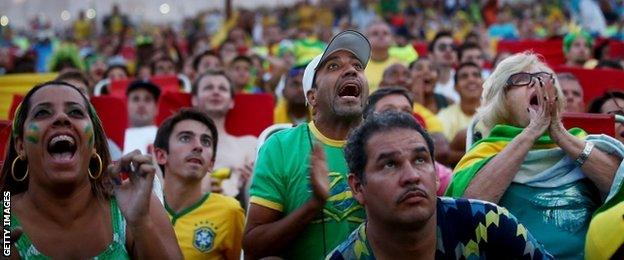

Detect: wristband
575,141,594,167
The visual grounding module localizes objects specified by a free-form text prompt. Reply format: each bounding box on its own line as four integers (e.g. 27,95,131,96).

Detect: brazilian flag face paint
25,123,40,144
84,123,94,148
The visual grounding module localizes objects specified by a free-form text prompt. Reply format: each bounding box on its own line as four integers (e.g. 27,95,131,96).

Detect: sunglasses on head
506,72,554,88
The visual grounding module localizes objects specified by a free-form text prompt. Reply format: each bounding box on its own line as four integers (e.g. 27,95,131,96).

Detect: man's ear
207,158,215,173
348,173,365,205
154,147,168,167
307,88,317,107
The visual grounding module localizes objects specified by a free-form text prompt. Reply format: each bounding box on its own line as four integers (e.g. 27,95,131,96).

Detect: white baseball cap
302,30,371,103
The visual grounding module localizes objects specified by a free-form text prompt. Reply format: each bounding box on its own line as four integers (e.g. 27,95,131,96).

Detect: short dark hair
453,62,481,83
345,111,435,182
556,72,580,83
192,70,235,98
456,42,482,61
596,60,624,70
380,63,407,85
151,56,176,73
154,108,219,162
229,55,253,67
104,64,130,79
428,31,453,53
125,80,161,102
363,87,414,119
587,91,624,113
193,50,222,71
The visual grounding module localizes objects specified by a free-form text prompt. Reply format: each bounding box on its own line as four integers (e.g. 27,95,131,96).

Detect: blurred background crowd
1,0,623,193
3,0,624,77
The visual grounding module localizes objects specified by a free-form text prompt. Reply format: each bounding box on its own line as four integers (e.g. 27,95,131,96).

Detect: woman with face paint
0,81,182,259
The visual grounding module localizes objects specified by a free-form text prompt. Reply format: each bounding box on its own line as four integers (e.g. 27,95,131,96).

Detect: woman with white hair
446,52,624,259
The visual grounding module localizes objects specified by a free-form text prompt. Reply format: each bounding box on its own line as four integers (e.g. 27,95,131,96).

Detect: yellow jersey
166,193,245,260
273,99,311,125
413,103,444,133
364,56,406,93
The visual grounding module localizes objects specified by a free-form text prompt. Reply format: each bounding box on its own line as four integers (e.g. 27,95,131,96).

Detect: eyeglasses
506,72,554,88
436,43,455,52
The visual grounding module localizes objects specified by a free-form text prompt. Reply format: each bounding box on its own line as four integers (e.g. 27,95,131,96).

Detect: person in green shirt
244,30,371,260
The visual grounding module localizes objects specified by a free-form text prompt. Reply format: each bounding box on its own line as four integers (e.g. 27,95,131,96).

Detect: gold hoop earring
11,157,28,182
88,153,103,180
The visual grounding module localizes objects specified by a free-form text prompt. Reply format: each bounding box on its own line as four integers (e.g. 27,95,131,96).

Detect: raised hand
236,156,254,189
108,150,156,227
309,143,329,204
526,76,556,138
544,75,568,142
210,177,224,194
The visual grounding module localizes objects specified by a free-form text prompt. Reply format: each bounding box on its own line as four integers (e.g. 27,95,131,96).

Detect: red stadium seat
226,93,275,137
155,92,193,125
562,112,615,137
0,120,11,162
90,96,128,150
104,78,135,98
497,39,565,66
553,66,624,104
155,92,275,137
8,95,23,120
93,74,191,98
607,40,624,60
413,41,428,57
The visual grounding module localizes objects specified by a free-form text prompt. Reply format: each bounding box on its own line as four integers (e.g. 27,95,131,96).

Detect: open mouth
186,157,204,166
47,134,77,161
337,83,361,98
529,94,539,110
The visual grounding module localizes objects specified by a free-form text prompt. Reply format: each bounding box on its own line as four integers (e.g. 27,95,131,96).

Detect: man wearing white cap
243,30,371,260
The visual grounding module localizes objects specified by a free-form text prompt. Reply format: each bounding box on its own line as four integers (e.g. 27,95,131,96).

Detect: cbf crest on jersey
193,226,216,252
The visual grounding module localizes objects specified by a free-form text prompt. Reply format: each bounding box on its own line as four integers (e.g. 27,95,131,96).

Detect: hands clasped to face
506,71,566,141
526,72,561,136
